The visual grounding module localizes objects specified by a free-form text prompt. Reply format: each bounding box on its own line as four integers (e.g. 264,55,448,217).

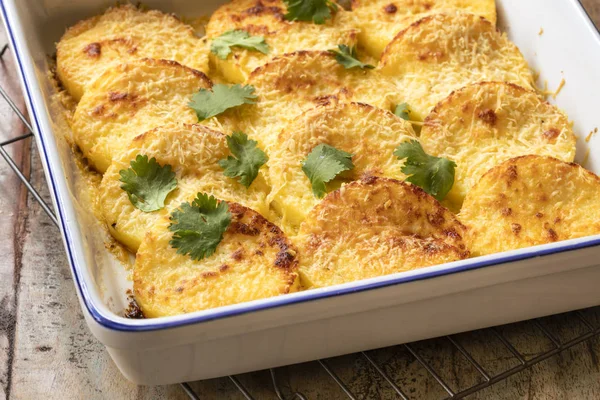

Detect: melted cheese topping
135,202,300,317
460,156,600,256
53,3,600,316
57,4,209,101
351,0,496,58
421,82,576,210
99,122,270,252
379,13,535,120
207,0,358,82
268,102,416,232
217,50,398,152
71,58,213,173
298,176,469,288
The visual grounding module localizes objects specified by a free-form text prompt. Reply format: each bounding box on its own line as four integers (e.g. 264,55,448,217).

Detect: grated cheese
267,102,416,233
206,0,358,82
460,156,600,256
420,82,576,210
99,122,271,252
351,0,497,59
379,13,536,121
56,4,209,101
71,58,214,173
297,177,469,288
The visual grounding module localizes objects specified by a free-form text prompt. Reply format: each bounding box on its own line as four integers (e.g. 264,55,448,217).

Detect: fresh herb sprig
119,155,178,212
211,30,269,60
329,45,374,70
394,103,412,120
189,84,257,121
302,144,354,198
169,193,232,261
219,132,268,187
394,140,456,201
283,0,336,24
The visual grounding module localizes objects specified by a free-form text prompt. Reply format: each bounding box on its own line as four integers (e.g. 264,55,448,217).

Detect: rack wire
1,43,600,399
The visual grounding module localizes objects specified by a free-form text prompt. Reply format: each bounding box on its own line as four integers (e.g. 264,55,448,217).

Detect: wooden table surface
2,2,600,399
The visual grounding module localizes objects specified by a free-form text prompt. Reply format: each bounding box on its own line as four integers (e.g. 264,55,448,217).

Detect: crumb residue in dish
49,57,134,270
124,291,145,319
586,127,598,142
552,78,566,99
47,56,77,124
537,78,566,99
583,148,591,167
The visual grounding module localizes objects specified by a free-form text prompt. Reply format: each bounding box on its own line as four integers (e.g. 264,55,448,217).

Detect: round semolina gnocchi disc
134,201,300,317
351,0,496,59
218,50,398,151
99,123,270,252
56,4,209,101
71,58,212,173
268,102,416,232
460,156,600,256
297,176,470,288
420,82,576,209
379,13,535,121
206,0,358,82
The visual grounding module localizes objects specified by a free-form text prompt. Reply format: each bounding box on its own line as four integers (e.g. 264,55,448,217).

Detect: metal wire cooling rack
2,43,600,400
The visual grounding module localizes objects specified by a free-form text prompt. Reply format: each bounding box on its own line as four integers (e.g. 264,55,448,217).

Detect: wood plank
7,113,188,400
0,25,32,400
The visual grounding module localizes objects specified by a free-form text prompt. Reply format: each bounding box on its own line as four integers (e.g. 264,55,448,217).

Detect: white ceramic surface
2,0,600,384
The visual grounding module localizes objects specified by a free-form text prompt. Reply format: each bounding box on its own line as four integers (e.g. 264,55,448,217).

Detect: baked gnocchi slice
460,156,600,256
420,82,576,210
134,199,300,317
100,123,270,252
207,0,358,82
219,50,397,151
379,13,535,121
57,4,209,101
71,58,212,173
268,102,416,232
297,176,469,288
352,0,496,59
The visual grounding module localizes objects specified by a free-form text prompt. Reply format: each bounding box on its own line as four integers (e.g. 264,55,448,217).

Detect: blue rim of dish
1,0,600,332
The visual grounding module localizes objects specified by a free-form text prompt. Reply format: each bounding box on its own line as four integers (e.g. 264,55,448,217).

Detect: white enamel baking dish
3,0,600,385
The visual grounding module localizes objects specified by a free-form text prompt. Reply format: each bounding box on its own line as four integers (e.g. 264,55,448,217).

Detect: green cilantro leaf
328,44,375,70
218,132,268,188
119,155,178,212
211,30,269,60
283,0,336,24
395,103,412,120
189,84,257,121
302,144,354,198
169,193,232,261
394,140,456,201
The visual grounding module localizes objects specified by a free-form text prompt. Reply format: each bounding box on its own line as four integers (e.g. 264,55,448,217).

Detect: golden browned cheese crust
56,4,209,101
71,58,212,173
99,123,271,252
206,0,358,82
460,156,600,256
217,50,397,151
134,202,300,317
421,82,576,210
379,13,535,120
351,0,496,58
297,177,469,288
268,102,416,232
55,3,600,316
